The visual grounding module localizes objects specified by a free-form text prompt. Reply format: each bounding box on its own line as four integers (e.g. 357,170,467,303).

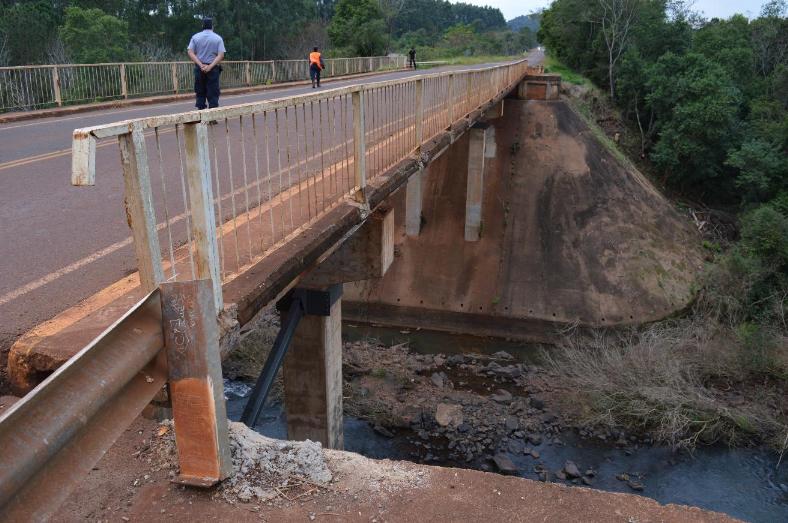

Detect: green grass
544,55,590,86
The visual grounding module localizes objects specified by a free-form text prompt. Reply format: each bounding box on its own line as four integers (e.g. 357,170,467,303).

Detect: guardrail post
330,60,335,77
183,122,223,312
368,57,373,72
120,63,128,99
415,78,423,153
270,60,277,83
245,62,251,86
171,63,179,94
51,66,62,107
119,125,164,292
352,89,367,204
161,279,232,486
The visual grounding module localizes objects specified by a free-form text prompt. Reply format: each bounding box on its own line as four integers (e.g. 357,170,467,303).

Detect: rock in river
435,403,464,427
492,453,518,475
491,389,513,403
564,461,582,479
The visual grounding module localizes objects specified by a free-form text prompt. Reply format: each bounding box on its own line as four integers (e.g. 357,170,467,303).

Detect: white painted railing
71,59,529,310
0,56,406,112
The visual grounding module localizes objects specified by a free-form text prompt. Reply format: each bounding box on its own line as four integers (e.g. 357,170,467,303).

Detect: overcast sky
464,0,770,21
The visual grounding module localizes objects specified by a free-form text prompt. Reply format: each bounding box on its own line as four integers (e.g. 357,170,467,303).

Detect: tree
0,0,58,65
59,6,129,63
646,52,741,197
594,0,638,100
378,0,406,52
328,0,387,56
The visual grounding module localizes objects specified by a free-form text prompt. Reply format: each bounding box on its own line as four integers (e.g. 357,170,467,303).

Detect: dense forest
540,0,788,448
0,0,538,65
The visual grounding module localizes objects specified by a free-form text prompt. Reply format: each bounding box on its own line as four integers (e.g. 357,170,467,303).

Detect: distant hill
507,13,541,33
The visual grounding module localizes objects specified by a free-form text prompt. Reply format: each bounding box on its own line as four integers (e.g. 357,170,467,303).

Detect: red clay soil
55,418,736,523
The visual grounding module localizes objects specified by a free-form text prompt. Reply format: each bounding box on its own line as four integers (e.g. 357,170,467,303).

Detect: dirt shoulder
57,417,735,523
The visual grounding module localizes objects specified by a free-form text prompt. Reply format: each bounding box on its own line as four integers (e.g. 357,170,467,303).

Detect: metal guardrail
71,59,530,312
0,56,406,113
0,58,529,519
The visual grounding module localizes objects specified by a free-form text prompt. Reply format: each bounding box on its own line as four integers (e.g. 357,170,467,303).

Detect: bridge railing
0,56,406,113
71,59,529,311
0,58,528,519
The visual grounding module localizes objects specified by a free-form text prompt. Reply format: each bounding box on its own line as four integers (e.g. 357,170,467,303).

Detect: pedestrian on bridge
309,47,325,88
187,18,226,110
408,47,417,69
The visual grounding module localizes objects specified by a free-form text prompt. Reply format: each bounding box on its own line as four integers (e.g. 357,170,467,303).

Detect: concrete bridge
0,50,704,520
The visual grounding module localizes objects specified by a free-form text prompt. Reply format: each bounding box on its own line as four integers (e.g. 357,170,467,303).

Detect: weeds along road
0,51,544,367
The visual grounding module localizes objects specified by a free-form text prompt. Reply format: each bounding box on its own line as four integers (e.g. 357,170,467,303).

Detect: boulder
564,461,581,479
435,403,464,427
492,453,518,475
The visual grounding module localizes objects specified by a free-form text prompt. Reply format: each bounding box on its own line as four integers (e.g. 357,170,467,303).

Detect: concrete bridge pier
465,123,493,241
405,167,424,237
281,208,395,449
281,286,344,449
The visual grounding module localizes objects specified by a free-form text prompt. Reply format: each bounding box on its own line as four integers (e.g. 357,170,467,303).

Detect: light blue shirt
188,30,226,64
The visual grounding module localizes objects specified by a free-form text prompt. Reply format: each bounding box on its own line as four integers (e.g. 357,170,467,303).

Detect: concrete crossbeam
303,208,394,286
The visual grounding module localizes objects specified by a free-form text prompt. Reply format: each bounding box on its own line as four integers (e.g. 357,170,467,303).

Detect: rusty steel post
160,279,232,487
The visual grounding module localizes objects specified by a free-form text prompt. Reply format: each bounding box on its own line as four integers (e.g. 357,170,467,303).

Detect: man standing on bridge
187,18,226,110
408,47,417,69
309,47,325,88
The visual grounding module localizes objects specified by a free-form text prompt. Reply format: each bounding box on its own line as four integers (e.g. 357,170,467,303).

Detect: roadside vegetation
538,0,788,451
0,1,537,66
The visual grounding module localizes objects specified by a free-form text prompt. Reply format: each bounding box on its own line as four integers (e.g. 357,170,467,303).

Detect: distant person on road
309,47,325,88
187,18,226,110
408,47,417,69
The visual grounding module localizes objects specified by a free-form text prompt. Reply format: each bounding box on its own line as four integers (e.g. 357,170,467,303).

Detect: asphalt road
0,51,544,365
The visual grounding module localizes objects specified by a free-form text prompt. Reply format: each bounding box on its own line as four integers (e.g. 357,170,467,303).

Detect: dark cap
202,17,213,30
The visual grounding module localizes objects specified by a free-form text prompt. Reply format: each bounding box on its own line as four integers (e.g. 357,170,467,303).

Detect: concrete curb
0,68,410,125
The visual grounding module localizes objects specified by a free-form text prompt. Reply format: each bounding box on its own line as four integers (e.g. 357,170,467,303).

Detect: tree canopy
539,0,788,207
0,0,522,64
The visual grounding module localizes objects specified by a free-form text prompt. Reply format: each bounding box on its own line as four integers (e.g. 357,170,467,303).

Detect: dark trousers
194,65,221,109
409,57,417,69
310,64,321,87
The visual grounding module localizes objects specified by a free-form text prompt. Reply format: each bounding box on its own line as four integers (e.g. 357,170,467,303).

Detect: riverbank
221,309,788,521
58,416,738,522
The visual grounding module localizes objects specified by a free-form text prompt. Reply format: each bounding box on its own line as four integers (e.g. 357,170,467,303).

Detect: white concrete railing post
270,60,277,83
352,89,367,204
120,63,128,99
51,66,62,107
118,124,164,292
415,78,424,153
183,122,223,312
171,63,179,94
244,62,252,86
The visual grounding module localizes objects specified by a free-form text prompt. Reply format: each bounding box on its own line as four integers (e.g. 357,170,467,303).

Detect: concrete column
405,167,423,237
465,123,490,242
282,293,343,449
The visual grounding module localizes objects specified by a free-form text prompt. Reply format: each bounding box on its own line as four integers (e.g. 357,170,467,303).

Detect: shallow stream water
225,325,788,523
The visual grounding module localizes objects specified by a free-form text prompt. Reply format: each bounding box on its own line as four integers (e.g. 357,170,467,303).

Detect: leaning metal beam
0,291,166,522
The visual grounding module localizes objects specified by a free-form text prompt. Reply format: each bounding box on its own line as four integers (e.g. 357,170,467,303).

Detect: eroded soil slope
347,99,704,335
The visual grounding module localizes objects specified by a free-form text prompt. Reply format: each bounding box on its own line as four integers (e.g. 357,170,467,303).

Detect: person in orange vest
309,46,325,88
